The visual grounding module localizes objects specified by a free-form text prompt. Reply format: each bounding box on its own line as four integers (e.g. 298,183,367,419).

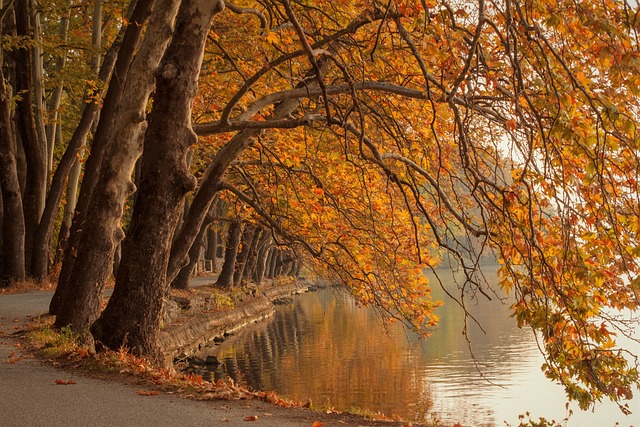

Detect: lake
201,269,640,426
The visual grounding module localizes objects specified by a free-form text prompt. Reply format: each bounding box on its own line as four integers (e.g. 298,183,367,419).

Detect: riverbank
158,277,316,366
2,278,433,427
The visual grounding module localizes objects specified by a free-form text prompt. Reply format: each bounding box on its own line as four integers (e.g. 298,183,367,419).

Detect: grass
22,321,309,408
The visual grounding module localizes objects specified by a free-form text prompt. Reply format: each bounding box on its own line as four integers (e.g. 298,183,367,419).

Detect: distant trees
0,0,639,412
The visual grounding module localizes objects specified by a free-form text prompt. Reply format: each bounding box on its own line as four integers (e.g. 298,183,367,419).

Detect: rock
188,356,206,367
273,296,294,305
163,299,181,324
205,355,219,367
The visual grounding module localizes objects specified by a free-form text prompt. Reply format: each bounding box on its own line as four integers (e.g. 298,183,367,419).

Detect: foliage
3,0,639,415
505,410,572,427
186,0,640,412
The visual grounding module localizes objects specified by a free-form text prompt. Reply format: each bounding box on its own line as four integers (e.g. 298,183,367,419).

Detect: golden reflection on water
204,270,640,427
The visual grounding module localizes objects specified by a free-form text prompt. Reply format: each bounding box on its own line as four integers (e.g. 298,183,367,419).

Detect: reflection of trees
206,278,535,422
209,289,434,419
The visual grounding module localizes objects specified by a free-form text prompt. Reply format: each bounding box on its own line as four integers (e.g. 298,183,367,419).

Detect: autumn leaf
137,389,159,396
312,421,325,427
244,415,259,421
55,379,76,385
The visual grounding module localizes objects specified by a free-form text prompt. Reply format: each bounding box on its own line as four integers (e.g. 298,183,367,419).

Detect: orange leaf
244,415,259,421
312,422,325,427
137,389,158,396
55,379,76,385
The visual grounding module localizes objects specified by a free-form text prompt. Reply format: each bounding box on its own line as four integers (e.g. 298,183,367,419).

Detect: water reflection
201,270,640,426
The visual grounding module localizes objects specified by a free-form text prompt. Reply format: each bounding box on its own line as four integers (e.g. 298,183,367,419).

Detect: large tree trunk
31,0,108,283
54,0,180,337
49,0,149,313
0,65,25,286
216,219,242,289
14,0,45,276
91,0,224,361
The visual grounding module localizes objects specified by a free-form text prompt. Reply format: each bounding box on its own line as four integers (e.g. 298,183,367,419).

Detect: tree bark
171,199,217,290
53,155,80,267
91,0,224,360
206,228,219,270
253,235,271,285
233,224,257,287
216,219,242,289
45,9,70,172
55,0,180,336
14,0,45,276
50,0,152,313
240,226,263,283
30,0,47,176
0,66,25,286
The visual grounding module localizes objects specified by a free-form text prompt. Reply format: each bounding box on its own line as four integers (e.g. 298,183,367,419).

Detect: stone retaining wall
157,281,311,366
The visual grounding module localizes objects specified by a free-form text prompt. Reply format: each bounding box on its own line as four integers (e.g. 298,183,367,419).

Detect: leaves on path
137,389,159,396
244,415,259,421
55,379,76,385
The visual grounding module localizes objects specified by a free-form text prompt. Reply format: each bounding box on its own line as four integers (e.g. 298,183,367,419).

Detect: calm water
202,270,640,426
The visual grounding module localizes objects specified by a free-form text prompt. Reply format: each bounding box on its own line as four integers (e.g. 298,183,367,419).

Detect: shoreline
158,278,318,366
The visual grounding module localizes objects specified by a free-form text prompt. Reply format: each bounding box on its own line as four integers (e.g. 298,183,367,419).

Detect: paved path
0,281,399,427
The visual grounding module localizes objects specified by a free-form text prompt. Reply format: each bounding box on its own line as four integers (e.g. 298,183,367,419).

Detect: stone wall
157,281,311,366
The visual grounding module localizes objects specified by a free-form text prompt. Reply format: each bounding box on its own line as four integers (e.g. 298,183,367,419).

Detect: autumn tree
1,0,638,414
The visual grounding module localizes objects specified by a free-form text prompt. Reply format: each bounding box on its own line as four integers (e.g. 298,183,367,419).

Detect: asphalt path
0,282,401,427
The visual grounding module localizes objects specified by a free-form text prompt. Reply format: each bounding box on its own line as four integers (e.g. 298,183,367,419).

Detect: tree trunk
14,0,45,276
91,0,224,361
55,0,180,337
216,219,242,289
31,0,107,283
268,249,280,279
171,199,217,290
53,155,81,266
50,0,153,314
45,10,69,173
30,0,47,176
233,225,257,287
206,228,219,270
241,227,263,283
253,235,271,285
0,65,25,286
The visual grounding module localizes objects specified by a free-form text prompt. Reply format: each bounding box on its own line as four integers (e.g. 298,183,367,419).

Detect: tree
1,0,638,413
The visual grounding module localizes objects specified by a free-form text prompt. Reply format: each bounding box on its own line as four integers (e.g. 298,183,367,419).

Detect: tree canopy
0,0,638,415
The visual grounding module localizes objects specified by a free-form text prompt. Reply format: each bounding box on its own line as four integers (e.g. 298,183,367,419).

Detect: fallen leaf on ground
312,421,325,427
55,379,76,385
220,417,229,422
244,415,259,421
136,389,159,396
